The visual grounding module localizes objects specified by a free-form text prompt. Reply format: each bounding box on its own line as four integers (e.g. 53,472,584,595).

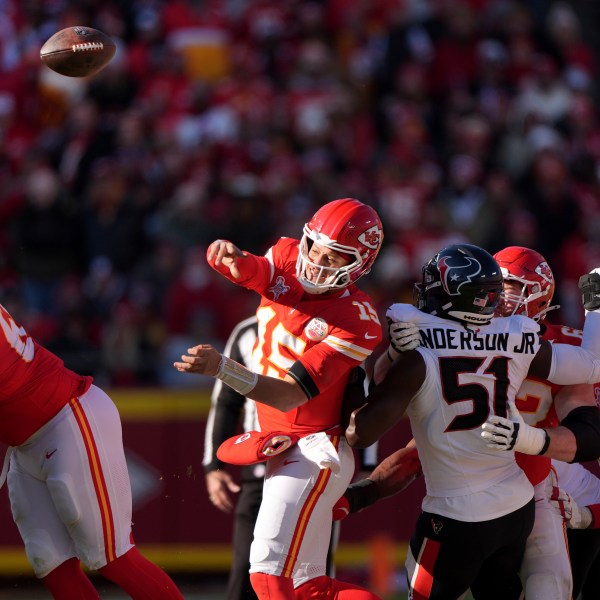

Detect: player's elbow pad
561,406,600,463
547,343,600,385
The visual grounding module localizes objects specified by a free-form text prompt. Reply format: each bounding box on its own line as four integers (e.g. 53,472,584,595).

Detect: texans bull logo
437,255,482,296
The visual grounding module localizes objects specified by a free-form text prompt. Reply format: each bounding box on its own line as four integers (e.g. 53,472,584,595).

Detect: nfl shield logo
305,318,328,341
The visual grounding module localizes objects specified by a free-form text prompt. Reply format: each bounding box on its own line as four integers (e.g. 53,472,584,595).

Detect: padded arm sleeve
547,343,600,385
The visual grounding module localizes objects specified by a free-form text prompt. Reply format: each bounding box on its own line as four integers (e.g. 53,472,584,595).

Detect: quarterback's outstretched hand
481,401,549,455
579,269,600,312
174,345,222,376
550,485,593,529
207,239,246,279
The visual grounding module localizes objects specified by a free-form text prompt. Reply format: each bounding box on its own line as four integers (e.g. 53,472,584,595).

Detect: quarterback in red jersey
0,305,183,599
175,198,384,599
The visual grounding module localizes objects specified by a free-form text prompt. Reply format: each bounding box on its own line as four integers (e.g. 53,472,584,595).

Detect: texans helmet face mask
296,198,383,294
493,246,558,321
416,243,504,325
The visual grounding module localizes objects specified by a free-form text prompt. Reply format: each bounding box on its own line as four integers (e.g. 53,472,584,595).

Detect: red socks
250,572,295,599
41,557,100,599
295,575,383,599
250,573,383,599
99,547,183,600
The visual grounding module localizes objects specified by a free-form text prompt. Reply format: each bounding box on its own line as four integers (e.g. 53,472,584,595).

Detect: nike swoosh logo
45,449,57,459
283,460,299,466
365,333,377,339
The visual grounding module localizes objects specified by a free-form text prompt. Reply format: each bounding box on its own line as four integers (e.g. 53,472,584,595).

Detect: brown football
40,26,116,78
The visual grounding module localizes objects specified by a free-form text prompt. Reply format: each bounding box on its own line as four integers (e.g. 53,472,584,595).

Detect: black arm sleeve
288,360,320,399
561,405,600,463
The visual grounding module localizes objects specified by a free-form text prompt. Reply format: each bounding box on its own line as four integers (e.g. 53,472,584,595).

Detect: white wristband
514,423,547,455
216,355,258,396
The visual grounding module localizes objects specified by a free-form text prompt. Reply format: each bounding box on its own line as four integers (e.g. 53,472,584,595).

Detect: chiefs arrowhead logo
535,261,554,285
358,226,382,250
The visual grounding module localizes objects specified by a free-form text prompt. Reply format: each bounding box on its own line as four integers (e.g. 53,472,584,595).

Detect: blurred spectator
82,158,150,273
12,164,82,315
0,1,597,387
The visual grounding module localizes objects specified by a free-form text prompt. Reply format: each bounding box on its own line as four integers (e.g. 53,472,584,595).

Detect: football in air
40,26,116,77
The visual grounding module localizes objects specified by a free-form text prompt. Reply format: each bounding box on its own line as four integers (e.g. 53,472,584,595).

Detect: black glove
579,271,600,311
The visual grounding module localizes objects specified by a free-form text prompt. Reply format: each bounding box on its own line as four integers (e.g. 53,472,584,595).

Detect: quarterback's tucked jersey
514,322,595,485
392,304,540,521
0,304,92,446
209,237,382,435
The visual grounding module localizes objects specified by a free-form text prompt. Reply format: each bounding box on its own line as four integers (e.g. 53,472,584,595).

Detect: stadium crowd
0,0,598,386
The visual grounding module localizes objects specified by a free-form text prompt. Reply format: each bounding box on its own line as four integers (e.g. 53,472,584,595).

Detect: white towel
298,432,340,475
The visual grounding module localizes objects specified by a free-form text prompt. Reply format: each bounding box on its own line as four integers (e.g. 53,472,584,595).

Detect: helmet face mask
417,243,503,325
296,198,383,294
493,246,557,321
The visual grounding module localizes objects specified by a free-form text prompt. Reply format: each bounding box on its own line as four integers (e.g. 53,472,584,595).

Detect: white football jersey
391,304,540,521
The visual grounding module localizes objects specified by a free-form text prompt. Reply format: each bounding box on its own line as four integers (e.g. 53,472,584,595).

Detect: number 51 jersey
393,304,541,522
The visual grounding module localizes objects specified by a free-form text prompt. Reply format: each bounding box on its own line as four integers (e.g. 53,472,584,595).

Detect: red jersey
515,321,592,485
209,237,382,435
0,304,92,446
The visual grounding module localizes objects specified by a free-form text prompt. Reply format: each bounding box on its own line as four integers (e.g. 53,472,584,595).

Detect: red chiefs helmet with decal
296,198,384,293
417,243,503,324
493,246,558,321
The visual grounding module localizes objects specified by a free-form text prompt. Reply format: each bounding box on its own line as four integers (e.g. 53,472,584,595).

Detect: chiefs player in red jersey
481,247,600,600
0,306,183,599
175,198,384,600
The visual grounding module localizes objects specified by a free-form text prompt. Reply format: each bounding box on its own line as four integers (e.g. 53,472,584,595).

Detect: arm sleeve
547,342,600,385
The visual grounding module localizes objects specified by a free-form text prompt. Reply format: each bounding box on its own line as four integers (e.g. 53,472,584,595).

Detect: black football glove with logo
579,271,600,311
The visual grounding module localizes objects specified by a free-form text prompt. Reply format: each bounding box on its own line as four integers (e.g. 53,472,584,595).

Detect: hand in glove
481,401,550,455
388,319,420,352
550,485,592,529
579,269,600,312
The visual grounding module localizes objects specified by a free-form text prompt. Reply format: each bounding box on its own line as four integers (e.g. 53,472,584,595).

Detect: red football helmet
296,198,384,293
493,246,558,321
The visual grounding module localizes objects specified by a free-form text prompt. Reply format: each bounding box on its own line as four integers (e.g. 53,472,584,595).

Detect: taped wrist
216,355,258,396
514,423,547,455
561,406,600,463
345,479,380,514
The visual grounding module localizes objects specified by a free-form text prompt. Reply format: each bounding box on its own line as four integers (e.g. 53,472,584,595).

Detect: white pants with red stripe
7,385,134,577
249,433,354,589
519,469,572,600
